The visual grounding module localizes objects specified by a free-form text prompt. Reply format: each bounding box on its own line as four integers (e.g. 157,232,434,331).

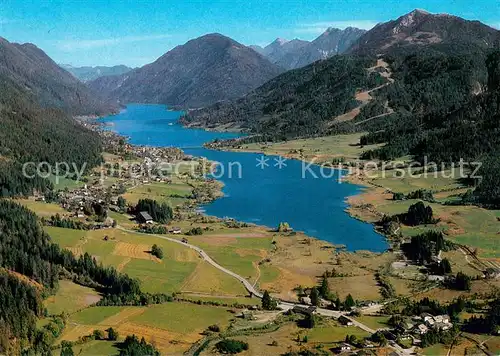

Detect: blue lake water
101,104,388,252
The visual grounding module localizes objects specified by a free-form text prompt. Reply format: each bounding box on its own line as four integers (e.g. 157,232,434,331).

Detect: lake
101,104,388,252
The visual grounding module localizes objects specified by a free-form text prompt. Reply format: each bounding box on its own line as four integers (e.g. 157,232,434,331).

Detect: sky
1,0,499,67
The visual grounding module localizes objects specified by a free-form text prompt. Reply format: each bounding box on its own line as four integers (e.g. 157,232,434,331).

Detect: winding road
118,226,411,355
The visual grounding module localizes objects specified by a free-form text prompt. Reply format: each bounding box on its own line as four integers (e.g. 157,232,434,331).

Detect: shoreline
203,142,392,248
88,113,389,254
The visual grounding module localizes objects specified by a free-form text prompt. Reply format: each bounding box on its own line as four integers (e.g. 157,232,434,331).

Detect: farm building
137,211,154,224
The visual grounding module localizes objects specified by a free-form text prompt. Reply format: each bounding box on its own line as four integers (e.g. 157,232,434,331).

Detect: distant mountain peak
269,37,289,46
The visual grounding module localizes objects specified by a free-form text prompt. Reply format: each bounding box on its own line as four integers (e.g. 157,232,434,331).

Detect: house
415,324,429,335
292,305,317,316
436,322,452,331
333,343,352,353
434,315,450,324
137,211,154,224
338,315,354,326
171,227,182,234
340,343,352,351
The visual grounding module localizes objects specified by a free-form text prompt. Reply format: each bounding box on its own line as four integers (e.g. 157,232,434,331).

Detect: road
119,226,410,355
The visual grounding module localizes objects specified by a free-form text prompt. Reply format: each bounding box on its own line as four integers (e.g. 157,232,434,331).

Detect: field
17,199,67,217
44,225,248,296
354,315,390,330
122,179,192,206
59,303,236,354
237,133,383,164
44,280,101,315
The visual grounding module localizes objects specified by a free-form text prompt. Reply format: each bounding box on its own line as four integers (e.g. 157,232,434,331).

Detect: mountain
249,44,265,55
348,9,500,55
182,11,500,142
0,37,114,115
181,56,388,137
276,27,366,69
61,64,133,82
259,38,310,65
88,33,284,108
0,36,105,197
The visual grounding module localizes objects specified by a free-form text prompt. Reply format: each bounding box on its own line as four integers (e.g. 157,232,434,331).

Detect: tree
117,196,127,210
151,244,164,259
344,294,355,309
60,341,74,356
107,327,119,341
403,202,434,226
92,329,105,340
215,339,249,354
319,276,330,299
262,290,277,310
446,272,471,291
302,314,316,329
371,331,387,346
118,335,160,356
334,297,342,311
310,287,320,306
439,258,452,275
134,199,173,223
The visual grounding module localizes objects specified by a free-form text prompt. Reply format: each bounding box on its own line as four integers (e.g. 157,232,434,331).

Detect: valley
0,4,499,356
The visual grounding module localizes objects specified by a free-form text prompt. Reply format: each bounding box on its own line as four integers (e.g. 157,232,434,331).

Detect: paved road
119,226,410,355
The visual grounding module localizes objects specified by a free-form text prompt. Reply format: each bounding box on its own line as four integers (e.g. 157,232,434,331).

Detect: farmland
57,303,236,354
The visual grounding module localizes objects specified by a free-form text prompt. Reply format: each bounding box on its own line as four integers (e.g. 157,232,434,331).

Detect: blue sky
1,0,499,67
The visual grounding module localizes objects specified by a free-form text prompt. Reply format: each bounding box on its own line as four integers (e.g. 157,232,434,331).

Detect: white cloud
56,34,171,51
295,20,378,35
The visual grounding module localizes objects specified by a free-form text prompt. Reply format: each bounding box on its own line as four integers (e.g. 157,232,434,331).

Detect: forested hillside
0,38,106,197
0,201,144,354
0,37,115,115
182,56,386,139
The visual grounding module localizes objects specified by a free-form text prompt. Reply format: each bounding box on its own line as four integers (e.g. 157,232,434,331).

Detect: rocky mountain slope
277,27,366,69
88,33,284,108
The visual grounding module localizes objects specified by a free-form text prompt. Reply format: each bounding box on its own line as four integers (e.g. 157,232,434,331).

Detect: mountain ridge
60,64,133,82
347,9,500,54
88,33,284,108
252,27,366,69
0,37,115,115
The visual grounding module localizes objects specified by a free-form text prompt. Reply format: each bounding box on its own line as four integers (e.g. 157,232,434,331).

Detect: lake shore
202,134,392,246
